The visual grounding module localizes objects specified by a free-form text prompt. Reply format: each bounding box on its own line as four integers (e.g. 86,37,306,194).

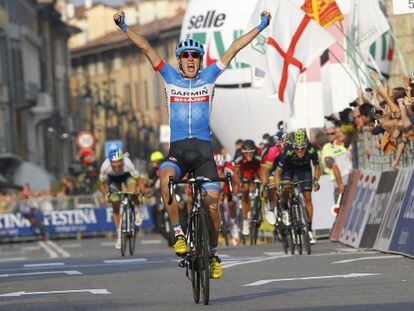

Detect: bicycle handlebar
167,173,233,205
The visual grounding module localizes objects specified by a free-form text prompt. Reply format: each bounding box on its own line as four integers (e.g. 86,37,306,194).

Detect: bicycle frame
168,172,232,305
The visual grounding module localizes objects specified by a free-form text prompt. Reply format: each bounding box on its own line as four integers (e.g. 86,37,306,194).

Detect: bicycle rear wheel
121,207,128,257
199,207,210,305
250,197,260,245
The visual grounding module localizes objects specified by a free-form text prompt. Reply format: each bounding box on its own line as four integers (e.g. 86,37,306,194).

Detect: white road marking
223,255,288,269
21,246,41,251
103,258,147,264
332,255,402,264
336,248,359,253
0,289,110,297
46,241,71,258
38,241,58,258
0,270,82,278
60,243,82,248
0,257,27,262
101,242,115,247
140,240,162,245
263,252,286,256
243,273,380,286
24,262,65,268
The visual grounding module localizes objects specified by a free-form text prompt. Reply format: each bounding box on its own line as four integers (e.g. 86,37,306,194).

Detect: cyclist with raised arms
274,129,321,244
113,10,271,279
99,149,143,249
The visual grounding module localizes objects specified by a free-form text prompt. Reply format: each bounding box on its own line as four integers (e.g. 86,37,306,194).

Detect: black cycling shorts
280,166,312,192
108,172,135,193
160,138,219,191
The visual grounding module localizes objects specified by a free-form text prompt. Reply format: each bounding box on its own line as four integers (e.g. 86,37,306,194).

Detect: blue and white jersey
154,60,226,142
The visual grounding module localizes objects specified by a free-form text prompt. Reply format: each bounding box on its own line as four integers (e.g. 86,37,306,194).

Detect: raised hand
113,10,128,31
257,10,272,32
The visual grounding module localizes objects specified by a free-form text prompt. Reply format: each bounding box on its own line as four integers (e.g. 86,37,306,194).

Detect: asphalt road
0,233,413,311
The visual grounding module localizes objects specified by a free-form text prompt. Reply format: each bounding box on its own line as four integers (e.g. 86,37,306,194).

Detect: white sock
173,224,184,237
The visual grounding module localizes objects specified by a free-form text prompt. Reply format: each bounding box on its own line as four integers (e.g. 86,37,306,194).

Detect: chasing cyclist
113,9,271,279
274,129,321,244
261,130,286,224
99,149,144,249
233,139,263,236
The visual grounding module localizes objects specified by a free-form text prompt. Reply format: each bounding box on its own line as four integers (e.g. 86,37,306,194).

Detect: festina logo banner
301,0,344,28
180,0,258,86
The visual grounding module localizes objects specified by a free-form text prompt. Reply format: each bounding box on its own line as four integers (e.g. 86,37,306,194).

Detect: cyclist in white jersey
99,149,143,249
113,9,271,279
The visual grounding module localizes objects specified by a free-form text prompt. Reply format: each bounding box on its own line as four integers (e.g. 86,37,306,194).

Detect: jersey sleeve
153,60,179,84
124,157,140,178
263,146,280,167
99,160,110,182
277,153,287,170
200,61,227,83
308,144,320,166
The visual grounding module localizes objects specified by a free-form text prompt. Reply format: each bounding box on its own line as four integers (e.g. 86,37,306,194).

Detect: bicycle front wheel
199,207,210,305
121,206,129,257
190,216,200,304
129,206,137,255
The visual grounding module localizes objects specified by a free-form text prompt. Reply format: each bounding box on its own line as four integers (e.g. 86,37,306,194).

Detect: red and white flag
263,0,336,105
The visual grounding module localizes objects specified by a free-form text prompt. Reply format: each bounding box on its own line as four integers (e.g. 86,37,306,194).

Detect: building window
134,81,139,110
152,77,160,107
124,83,131,107
144,80,149,111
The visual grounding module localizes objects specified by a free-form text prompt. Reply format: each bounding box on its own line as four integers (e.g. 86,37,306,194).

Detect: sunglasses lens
182,51,200,58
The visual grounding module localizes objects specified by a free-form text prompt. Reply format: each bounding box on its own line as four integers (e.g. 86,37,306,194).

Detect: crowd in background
2,72,413,215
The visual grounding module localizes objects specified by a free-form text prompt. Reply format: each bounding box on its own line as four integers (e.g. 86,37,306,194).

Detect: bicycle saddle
182,149,203,170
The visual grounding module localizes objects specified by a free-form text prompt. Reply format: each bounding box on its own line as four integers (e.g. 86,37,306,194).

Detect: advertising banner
388,170,414,256
375,168,413,252
312,175,336,231
339,170,380,248
0,206,153,239
359,170,397,249
330,170,360,241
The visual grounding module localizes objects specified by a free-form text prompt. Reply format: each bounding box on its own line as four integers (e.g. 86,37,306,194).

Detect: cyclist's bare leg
203,189,220,252
127,181,139,205
281,185,291,210
241,183,251,219
112,202,121,229
228,200,237,220
159,167,180,227
303,191,313,224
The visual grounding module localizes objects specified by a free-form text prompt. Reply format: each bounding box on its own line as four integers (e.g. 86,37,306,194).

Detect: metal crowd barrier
355,130,414,171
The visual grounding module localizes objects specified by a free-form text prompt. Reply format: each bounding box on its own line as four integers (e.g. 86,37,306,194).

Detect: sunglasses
181,51,201,59
242,150,255,154
327,132,336,136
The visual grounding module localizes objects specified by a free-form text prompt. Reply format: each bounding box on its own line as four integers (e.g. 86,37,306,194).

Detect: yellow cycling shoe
173,235,189,256
210,256,223,279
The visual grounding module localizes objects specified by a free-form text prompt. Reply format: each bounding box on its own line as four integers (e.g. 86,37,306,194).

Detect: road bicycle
168,150,232,305
279,180,312,255
116,191,140,256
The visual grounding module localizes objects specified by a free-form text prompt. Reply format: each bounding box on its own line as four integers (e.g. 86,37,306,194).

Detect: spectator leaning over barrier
321,124,347,199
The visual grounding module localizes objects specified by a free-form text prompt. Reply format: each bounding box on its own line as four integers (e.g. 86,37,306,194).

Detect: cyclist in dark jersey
113,9,271,279
274,129,321,244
